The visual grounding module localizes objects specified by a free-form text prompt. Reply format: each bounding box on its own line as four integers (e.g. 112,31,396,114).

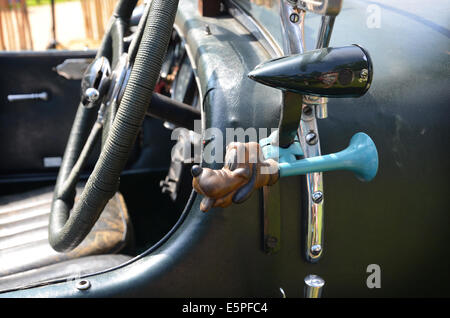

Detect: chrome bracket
280,0,339,263
280,0,323,261
304,95,328,119
299,104,324,262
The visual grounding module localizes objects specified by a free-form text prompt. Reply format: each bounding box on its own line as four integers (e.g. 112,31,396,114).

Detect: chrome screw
265,236,278,249
311,191,323,203
310,244,322,255
290,13,300,23
303,105,313,116
305,132,318,145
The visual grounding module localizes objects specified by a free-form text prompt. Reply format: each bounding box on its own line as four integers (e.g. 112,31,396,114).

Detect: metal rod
304,274,325,298
316,15,335,49
146,93,201,131
7,92,48,102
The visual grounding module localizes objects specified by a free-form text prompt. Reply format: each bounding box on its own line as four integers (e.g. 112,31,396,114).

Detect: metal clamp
304,95,328,119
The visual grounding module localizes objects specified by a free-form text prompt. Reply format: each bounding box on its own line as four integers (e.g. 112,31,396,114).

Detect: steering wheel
49,0,180,252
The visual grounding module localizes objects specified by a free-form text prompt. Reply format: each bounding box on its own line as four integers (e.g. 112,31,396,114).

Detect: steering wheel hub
105,53,132,109
80,56,111,108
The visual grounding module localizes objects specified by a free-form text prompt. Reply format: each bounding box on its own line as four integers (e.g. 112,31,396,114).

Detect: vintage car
0,0,448,299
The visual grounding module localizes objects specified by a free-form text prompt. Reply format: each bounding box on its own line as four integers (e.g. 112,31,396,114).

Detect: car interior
0,3,198,291
0,0,448,299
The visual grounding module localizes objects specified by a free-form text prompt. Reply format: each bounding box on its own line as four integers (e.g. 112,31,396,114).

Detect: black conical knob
248,45,373,98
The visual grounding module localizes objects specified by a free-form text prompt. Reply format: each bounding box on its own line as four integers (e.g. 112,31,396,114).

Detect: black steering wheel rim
49,0,180,252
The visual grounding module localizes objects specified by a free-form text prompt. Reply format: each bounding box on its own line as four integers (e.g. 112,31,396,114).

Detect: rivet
76,279,91,291
265,236,278,249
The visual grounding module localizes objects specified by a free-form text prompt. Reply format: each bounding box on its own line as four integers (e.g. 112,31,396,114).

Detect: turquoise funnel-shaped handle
346,132,379,181
278,132,379,182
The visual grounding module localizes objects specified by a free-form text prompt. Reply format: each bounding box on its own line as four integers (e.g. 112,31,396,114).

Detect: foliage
25,0,78,7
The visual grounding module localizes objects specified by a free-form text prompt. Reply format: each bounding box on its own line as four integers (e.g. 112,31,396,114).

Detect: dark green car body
1,0,449,297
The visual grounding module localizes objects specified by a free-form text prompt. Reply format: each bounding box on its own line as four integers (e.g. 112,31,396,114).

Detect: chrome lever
311,14,336,119
312,15,336,119
7,92,48,102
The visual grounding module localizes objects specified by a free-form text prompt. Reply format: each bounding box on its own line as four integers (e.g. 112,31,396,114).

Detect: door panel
0,50,96,178
0,49,175,194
